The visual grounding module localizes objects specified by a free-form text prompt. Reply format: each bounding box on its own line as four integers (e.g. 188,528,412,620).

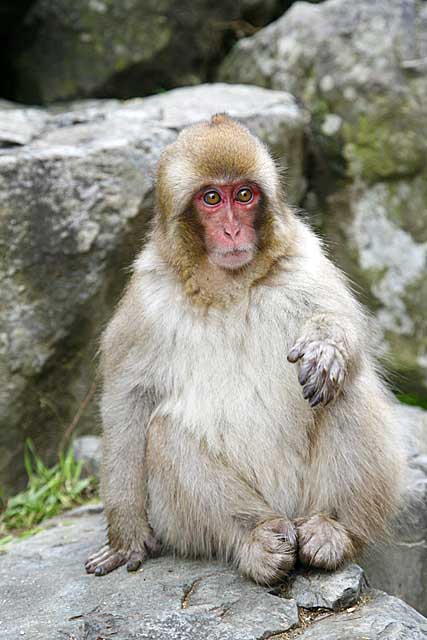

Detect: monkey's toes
126,550,144,572
144,533,162,558
296,514,354,570
259,517,298,550
85,545,131,576
240,518,297,585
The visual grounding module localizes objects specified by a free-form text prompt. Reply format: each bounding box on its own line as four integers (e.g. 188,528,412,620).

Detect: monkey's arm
85,377,159,575
86,291,159,576
286,228,370,407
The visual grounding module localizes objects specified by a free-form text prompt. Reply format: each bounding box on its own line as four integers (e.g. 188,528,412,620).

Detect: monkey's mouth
211,246,254,269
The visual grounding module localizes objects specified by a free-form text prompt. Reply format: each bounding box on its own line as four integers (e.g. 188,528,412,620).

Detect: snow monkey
85,114,404,584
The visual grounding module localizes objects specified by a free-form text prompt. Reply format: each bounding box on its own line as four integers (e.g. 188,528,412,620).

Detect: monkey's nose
223,225,241,240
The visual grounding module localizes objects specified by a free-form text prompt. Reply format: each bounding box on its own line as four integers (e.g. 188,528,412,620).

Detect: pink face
193,183,261,270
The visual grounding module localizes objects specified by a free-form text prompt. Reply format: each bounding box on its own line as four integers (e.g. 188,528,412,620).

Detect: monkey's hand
85,534,160,576
287,337,347,408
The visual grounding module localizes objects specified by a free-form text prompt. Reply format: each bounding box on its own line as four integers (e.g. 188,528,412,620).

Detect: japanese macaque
85,114,404,584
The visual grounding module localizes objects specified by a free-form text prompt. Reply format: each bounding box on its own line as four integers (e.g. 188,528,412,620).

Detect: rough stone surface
0,83,307,494
219,0,427,394
361,405,427,616
296,590,427,640
283,564,366,611
0,102,48,146
1,509,427,640
12,0,283,104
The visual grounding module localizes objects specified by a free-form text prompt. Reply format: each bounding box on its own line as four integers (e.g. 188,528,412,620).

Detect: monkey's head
154,114,294,293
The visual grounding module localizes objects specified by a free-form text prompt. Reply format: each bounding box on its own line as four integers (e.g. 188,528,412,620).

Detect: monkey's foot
239,518,297,585
85,545,145,576
296,514,354,570
287,338,346,407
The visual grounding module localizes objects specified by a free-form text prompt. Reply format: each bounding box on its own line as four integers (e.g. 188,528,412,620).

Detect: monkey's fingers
298,357,317,386
144,533,162,557
85,544,110,567
85,546,115,572
126,550,145,572
267,518,298,547
85,546,127,575
297,341,346,408
287,337,309,363
306,372,340,407
298,342,330,394
305,361,333,407
94,550,127,576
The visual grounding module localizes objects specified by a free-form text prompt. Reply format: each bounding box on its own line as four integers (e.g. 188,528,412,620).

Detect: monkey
85,114,405,585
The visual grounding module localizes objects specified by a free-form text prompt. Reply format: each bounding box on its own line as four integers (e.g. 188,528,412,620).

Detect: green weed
396,392,427,410
0,440,97,546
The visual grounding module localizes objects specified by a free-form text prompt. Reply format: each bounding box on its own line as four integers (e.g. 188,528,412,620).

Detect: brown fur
154,114,295,308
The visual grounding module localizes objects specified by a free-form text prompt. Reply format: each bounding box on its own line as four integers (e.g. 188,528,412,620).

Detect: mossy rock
12,0,285,104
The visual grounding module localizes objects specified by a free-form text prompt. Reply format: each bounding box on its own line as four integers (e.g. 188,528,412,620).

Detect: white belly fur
139,268,313,515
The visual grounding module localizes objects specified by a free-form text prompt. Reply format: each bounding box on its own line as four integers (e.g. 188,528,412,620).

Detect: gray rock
182,572,299,637
1,510,426,640
0,83,306,494
0,511,298,640
0,105,49,146
399,404,427,460
219,0,427,394
283,564,366,611
12,0,284,104
297,590,427,639
73,435,102,477
361,406,427,616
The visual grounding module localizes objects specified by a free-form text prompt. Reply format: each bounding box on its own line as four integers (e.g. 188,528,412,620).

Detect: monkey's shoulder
106,230,366,363
128,233,358,330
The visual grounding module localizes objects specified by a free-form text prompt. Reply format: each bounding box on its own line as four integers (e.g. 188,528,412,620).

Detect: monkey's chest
149,296,308,450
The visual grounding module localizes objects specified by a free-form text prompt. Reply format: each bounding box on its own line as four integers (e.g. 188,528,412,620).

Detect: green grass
0,440,97,547
396,392,427,410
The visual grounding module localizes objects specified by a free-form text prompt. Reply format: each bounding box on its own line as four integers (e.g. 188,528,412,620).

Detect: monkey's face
193,182,260,270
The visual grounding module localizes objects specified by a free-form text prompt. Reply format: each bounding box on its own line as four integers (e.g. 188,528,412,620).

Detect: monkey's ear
210,113,234,126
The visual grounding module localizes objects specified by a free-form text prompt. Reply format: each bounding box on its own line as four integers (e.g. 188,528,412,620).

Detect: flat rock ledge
1,508,426,640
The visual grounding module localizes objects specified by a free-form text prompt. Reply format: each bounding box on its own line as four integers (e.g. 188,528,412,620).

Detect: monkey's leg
85,386,160,576
146,417,297,585
296,381,403,570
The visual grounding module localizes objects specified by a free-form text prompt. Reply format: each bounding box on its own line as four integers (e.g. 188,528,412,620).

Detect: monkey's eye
203,190,221,206
236,188,253,203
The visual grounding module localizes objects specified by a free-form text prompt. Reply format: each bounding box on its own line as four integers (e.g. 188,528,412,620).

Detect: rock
0,103,48,146
283,564,366,611
73,435,102,477
0,83,307,494
11,0,283,104
219,0,427,394
182,572,299,638
361,404,427,616
296,590,427,640
1,510,427,640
